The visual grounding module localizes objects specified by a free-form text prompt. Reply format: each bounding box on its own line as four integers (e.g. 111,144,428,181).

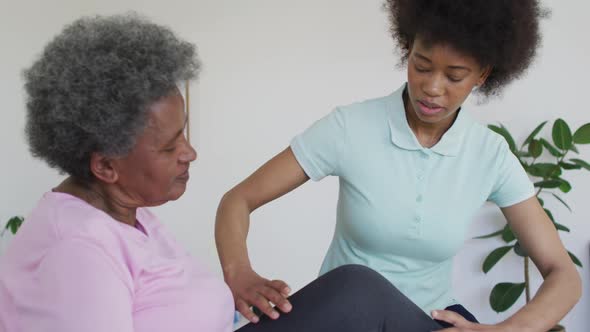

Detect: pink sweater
0,192,234,332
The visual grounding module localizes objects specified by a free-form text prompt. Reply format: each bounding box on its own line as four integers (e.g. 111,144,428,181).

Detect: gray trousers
237,264,472,332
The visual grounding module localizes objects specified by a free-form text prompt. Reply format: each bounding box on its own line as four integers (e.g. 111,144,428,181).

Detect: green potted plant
477,119,590,332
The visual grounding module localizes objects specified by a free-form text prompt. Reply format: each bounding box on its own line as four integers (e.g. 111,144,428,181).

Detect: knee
328,264,383,283
325,264,398,297
321,265,412,314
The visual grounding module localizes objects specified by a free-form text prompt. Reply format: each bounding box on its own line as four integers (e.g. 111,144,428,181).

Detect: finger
431,310,470,327
268,279,291,296
259,286,292,313
236,299,259,324
250,292,279,319
432,328,459,332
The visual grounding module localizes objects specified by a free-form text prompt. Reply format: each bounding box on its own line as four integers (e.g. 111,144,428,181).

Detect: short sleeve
290,108,347,181
488,140,535,207
22,239,134,332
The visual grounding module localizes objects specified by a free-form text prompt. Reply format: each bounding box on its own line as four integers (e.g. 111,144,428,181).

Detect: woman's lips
417,100,444,115
177,170,190,182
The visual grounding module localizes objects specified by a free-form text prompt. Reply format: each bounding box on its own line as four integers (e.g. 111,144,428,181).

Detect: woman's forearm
215,148,309,276
499,265,581,332
215,190,253,275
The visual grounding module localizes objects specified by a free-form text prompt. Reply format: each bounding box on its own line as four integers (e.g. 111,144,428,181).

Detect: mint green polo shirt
290,84,534,314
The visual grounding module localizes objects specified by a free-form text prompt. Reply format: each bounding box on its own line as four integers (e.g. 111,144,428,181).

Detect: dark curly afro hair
24,13,199,181
385,0,548,97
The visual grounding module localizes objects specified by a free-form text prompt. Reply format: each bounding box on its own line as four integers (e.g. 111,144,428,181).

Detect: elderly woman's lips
177,171,190,181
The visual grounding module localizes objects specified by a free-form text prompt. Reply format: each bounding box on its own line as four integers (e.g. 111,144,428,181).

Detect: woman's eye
415,65,430,73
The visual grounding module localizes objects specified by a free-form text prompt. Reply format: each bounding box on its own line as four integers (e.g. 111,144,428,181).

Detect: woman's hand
432,310,513,332
224,265,292,323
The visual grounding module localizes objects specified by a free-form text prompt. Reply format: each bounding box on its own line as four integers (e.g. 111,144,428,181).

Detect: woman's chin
169,184,188,201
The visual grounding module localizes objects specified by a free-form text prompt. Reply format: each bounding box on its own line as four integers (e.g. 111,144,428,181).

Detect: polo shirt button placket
410,215,422,237
417,151,429,180
414,151,430,238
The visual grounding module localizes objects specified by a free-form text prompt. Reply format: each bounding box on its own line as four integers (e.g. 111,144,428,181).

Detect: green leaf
544,208,555,222
483,246,513,273
515,151,532,158
474,229,504,239
513,242,528,257
540,138,562,157
552,119,573,150
527,163,561,178
573,123,590,144
6,216,24,235
489,124,517,153
570,144,580,154
551,193,571,212
9,222,18,234
537,197,544,207
534,180,562,189
558,178,572,193
523,121,548,147
502,225,516,243
570,158,590,171
528,139,543,158
569,251,583,267
559,161,582,170
554,222,570,232
490,282,526,313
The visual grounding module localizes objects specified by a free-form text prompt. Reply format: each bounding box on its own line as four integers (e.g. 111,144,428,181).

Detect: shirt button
415,216,422,222
417,173,424,180
421,153,429,160
416,195,423,202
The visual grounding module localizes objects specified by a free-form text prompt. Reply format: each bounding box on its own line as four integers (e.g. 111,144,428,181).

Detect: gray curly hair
24,13,200,181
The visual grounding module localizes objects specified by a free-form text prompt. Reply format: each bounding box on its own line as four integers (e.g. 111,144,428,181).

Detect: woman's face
111,91,197,207
406,36,490,127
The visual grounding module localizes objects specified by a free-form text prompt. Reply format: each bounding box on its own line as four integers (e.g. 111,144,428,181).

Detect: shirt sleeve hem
290,136,325,181
495,189,535,208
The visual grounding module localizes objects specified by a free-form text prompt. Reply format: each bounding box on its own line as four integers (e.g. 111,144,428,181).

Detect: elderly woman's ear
89,152,119,184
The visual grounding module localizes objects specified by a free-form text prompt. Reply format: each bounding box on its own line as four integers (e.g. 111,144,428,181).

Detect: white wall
1,0,589,330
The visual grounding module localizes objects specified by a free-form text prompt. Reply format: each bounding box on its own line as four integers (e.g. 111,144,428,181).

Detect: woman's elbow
556,262,582,305
571,267,582,304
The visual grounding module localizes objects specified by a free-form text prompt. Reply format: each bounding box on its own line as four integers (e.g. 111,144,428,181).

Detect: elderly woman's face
112,92,197,206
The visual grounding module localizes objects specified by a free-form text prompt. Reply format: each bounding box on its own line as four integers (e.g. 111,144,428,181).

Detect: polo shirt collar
387,83,472,157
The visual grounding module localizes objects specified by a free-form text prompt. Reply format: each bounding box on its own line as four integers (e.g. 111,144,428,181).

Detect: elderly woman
0,14,443,332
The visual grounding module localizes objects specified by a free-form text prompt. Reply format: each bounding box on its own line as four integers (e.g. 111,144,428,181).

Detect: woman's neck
53,177,138,226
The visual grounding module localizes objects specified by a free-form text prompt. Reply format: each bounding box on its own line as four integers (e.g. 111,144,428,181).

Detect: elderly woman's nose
179,143,197,163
